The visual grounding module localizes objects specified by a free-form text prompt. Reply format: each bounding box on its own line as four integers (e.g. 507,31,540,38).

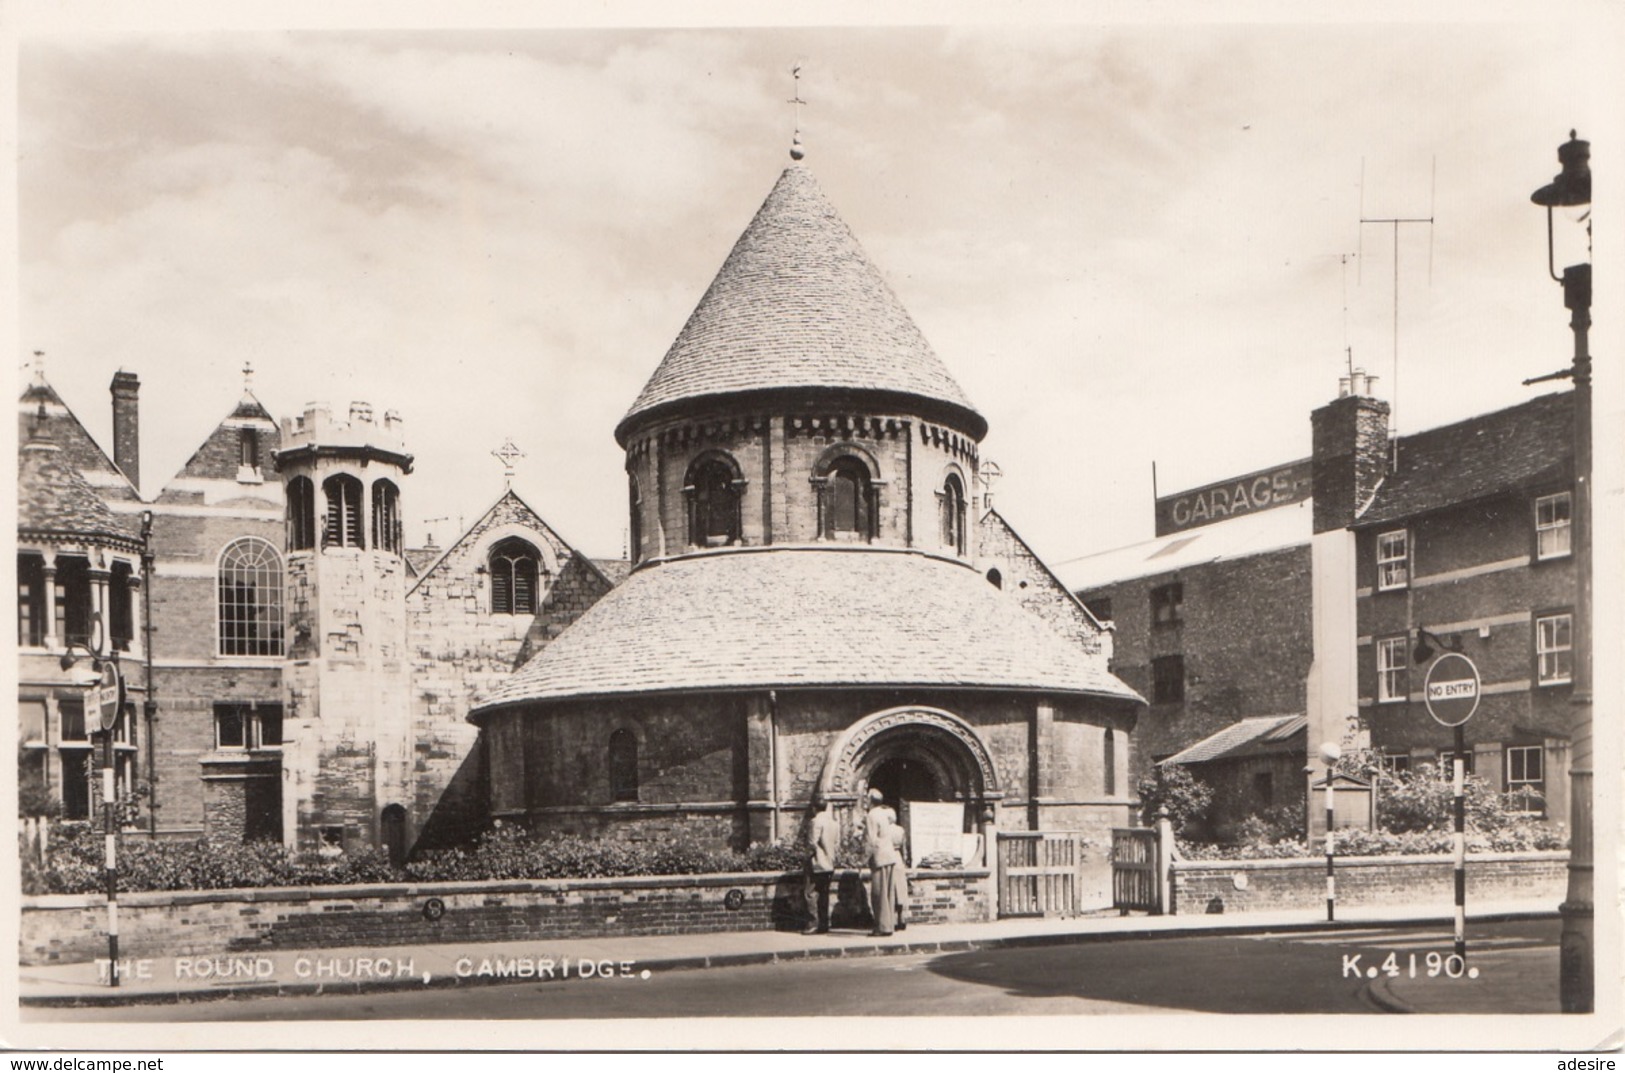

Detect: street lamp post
59,617,124,987
1319,741,1341,922
1529,130,1592,1015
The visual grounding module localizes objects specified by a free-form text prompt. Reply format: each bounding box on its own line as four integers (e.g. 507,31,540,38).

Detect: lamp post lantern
1530,129,1592,1015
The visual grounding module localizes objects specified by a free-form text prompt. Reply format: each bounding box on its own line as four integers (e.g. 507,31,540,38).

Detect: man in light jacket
803,795,840,934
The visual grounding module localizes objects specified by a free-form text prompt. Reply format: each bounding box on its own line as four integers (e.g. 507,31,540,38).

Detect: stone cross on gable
493,438,526,487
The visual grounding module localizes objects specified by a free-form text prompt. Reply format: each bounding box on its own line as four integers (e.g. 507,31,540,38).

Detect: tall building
470,151,1141,852
14,366,616,857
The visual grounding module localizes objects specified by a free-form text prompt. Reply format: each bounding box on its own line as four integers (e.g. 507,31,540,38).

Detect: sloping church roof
473,547,1142,714
616,162,985,444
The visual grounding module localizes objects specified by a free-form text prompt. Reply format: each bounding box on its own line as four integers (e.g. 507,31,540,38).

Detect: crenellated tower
274,401,415,858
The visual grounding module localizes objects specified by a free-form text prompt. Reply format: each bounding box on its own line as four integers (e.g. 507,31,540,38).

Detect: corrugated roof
616,164,984,443
1055,499,1312,593
473,546,1141,713
1358,391,1572,526
1160,714,1306,766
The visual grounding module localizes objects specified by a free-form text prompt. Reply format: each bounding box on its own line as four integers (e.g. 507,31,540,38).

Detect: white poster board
901,800,965,866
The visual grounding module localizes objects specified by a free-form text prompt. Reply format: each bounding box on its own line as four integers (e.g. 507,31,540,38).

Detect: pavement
18,898,1557,1013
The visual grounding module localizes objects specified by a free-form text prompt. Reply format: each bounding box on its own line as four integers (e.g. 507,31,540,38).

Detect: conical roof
17,420,141,550
616,163,985,444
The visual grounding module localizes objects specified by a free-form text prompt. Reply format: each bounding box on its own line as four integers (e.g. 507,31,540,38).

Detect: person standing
867,790,900,936
802,796,839,935
887,819,910,932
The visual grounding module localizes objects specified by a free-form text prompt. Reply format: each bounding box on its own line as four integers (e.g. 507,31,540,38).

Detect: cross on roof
243,361,255,394
493,438,526,486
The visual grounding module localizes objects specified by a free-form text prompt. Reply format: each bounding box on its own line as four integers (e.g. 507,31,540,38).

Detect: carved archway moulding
817,706,1001,801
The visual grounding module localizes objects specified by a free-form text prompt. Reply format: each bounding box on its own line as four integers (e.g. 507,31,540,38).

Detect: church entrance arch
818,708,1001,842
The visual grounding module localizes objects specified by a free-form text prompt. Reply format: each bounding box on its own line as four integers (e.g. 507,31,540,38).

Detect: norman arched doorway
817,708,1002,858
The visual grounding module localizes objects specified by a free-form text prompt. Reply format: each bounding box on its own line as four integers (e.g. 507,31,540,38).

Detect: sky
10,4,1623,564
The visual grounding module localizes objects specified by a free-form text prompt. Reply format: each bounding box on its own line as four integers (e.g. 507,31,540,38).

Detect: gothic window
939,473,967,554
287,477,316,551
372,479,401,555
219,538,284,656
821,456,876,540
489,537,542,616
322,474,365,549
686,456,742,547
609,729,638,802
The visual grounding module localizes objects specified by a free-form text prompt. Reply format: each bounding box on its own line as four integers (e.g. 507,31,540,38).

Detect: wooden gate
1111,827,1161,914
996,831,1087,918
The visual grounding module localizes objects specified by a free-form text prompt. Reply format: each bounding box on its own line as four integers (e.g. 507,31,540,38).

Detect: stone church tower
275,401,415,859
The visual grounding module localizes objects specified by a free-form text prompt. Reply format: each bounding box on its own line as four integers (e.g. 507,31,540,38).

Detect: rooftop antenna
1358,156,1436,470
492,438,526,491
788,63,807,161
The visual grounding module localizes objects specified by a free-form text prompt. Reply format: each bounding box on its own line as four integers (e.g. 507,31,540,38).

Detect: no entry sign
1424,652,1481,727
92,662,124,733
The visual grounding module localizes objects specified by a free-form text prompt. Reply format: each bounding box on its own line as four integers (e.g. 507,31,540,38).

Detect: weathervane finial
788,64,806,161
243,361,255,394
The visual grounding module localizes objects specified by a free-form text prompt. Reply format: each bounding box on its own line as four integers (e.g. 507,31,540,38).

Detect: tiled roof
18,435,140,547
1055,500,1312,593
16,384,137,498
592,559,633,586
616,164,984,443
1358,391,1572,527
1160,714,1306,767
474,546,1141,713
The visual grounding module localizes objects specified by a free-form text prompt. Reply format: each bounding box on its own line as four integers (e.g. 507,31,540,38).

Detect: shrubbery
1136,765,1213,834
20,820,818,895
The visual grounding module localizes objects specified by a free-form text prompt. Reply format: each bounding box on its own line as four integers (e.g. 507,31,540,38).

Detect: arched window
1103,728,1116,796
628,474,643,563
686,456,742,547
287,477,316,551
219,538,284,656
821,456,876,540
322,474,365,549
372,479,401,555
489,537,542,616
939,473,967,554
609,729,638,802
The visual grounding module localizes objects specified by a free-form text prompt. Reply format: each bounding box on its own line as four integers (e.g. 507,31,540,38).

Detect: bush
1178,820,1567,860
1137,765,1213,834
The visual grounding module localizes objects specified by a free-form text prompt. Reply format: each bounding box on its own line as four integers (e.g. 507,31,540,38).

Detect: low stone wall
1170,851,1567,915
20,869,993,965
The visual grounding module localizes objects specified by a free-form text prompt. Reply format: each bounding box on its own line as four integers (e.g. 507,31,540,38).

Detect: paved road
28,919,1557,1021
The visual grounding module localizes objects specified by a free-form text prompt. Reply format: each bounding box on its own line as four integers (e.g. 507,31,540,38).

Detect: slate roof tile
474,547,1141,713
617,164,983,441
1358,392,1572,526
1160,714,1306,766
18,435,140,547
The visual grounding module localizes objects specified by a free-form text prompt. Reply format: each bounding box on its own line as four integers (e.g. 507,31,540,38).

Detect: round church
470,151,1142,853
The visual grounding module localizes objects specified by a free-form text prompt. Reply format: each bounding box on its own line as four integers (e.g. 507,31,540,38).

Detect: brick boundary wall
1169,851,1567,915
20,869,993,965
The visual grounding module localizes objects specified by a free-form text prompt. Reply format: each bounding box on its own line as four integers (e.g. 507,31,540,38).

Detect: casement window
687,457,742,547
54,556,93,648
1380,752,1412,775
1151,654,1185,704
372,479,402,555
219,538,284,656
1535,492,1572,560
1505,746,1545,812
489,538,542,616
1536,612,1574,685
1376,530,1409,591
322,474,365,549
109,561,133,652
1150,582,1183,628
287,477,317,551
17,553,45,646
1377,636,1409,703
609,729,638,803
214,703,285,750
938,473,967,555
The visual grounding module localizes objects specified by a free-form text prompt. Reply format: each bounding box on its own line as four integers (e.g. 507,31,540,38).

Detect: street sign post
1423,651,1481,967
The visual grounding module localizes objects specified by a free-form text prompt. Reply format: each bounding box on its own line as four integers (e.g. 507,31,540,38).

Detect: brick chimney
1310,370,1389,533
110,370,141,490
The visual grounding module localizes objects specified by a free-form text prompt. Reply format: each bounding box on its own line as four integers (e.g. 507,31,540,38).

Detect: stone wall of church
977,512,1107,656
487,688,1137,850
625,408,980,560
